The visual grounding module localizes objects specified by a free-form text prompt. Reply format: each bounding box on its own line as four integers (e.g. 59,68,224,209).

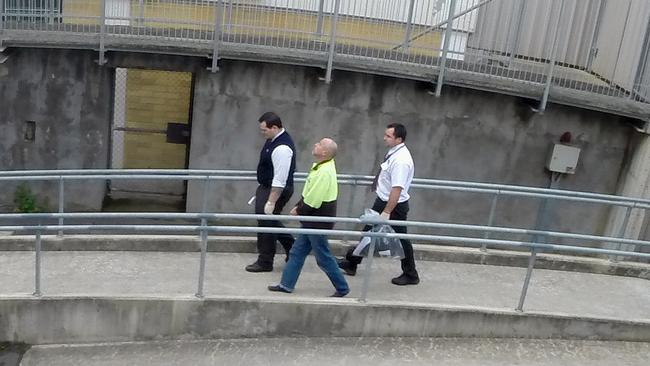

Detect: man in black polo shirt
246,112,296,272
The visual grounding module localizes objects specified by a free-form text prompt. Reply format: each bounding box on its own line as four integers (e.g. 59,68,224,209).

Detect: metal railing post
34,227,42,297
480,191,500,252
358,236,376,303
435,0,457,97
58,177,64,237
610,205,633,263
226,0,233,32
196,218,208,298
342,179,357,243
48,0,55,25
324,0,341,84
315,0,325,36
402,0,416,50
516,247,537,312
1,0,6,48
538,0,565,113
209,0,224,72
98,0,107,65
201,176,211,213
138,0,144,26
507,0,526,66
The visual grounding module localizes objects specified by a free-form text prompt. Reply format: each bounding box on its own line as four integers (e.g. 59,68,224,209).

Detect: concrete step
19,338,650,366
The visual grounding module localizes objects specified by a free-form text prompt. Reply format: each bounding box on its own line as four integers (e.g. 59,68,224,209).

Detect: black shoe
337,259,357,276
268,285,291,293
330,290,349,298
246,262,273,273
391,274,420,286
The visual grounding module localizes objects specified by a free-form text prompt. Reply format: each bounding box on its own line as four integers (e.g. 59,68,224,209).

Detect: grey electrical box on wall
546,144,580,174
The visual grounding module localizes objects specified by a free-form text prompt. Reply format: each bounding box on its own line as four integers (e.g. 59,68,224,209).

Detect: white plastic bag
352,209,405,259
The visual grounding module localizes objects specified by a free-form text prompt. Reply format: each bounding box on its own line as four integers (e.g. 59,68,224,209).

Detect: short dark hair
386,123,406,142
258,112,282,129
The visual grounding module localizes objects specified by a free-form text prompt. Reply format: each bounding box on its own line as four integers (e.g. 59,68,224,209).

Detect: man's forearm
382,187,402,216
267,187,283,203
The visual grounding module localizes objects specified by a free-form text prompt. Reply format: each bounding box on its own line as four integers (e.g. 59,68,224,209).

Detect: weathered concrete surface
19,338,650,366
1,295,650,345
0,235,648,279
0,47,646,244
0,48,111,211
0,251,649,344
187,59,633,240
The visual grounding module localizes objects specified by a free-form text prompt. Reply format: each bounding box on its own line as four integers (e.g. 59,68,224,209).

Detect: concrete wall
0,49,642,242
1,297,649,344
0,48,112,212
187,60,632,238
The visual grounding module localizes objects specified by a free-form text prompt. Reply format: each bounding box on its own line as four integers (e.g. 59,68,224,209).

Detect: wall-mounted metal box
546,144,580,174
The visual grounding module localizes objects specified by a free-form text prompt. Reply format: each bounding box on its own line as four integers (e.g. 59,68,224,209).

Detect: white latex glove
264,201,275,215
380,212,390,220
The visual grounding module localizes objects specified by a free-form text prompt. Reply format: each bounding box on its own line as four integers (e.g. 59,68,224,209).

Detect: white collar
271,128,286,142
386,143,405,156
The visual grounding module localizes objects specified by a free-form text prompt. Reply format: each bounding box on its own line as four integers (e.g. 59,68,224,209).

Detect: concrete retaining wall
187,60,633,238
0,49,641,240
0,296,649,344
0,49,112,212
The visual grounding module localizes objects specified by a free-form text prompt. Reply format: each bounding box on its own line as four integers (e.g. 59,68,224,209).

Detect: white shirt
376,143,414,203
270,129,293,188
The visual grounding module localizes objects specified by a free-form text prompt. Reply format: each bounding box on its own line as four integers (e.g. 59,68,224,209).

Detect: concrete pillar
604,133,650,248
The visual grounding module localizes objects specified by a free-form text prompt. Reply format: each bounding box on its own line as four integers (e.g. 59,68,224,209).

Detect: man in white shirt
246,112,296,272
338,123,420,285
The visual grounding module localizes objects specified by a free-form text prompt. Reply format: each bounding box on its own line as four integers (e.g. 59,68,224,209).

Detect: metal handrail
3,212,650,308
2,212,650,250
1,168,649,208
2,168,649,309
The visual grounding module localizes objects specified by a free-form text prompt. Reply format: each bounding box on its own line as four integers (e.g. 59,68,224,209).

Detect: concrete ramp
0,252,649,344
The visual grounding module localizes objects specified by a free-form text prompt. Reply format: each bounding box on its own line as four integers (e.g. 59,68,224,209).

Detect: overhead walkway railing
1,0,649,121
1,169,650,311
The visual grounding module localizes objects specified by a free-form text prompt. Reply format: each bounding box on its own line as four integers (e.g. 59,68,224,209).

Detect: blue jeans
280,234,349,294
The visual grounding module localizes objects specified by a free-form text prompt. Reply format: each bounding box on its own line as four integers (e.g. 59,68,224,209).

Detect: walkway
1,250,649,321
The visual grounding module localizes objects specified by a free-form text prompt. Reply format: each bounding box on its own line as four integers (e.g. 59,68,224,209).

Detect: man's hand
380,211,390,220
290,206,298,216
264,201,275,215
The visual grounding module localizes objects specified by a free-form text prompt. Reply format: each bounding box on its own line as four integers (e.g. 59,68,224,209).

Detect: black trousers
345,197,419,279
255,185,294,266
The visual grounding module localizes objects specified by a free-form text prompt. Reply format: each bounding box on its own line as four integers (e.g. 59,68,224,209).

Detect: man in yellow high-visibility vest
268,138,350,297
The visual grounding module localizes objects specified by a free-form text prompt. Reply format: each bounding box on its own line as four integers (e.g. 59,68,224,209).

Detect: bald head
312,138,338,162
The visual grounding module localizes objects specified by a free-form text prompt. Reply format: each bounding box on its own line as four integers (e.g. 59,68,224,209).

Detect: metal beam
316,0,325,36
395,0,495,51
325,0,341,84
539,0,566,113
0,0,5,50
98,0,107,65
209,0,224,72
402,0,416,50
435,0,457,97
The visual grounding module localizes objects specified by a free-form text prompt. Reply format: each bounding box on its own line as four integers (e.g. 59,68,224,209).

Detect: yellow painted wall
62,0,101,26
123,69,192,169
